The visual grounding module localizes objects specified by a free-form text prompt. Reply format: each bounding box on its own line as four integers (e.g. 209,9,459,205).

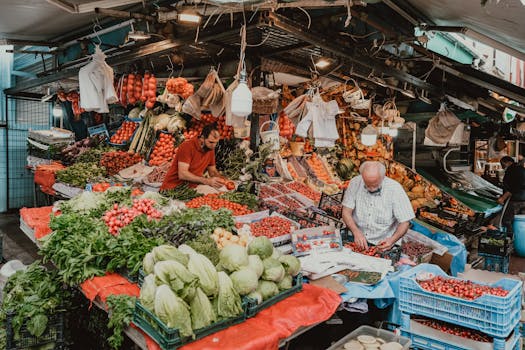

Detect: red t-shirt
160,137,216,190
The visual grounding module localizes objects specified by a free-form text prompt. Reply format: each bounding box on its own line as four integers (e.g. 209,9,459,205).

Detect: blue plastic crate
398,264,522,338
478,252,510,274
88,123,109,138
402,319,520,350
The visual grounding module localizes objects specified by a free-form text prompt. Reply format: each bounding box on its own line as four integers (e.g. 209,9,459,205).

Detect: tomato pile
259,199,286,213
278,112,295,139
275,195,304,211
287,163,300,180
183,114,216,139
149,133,176,166
110,121,138,144
418,276,509,300
258,185,281,199
103,199,163,235
185,194,252,216
250,216,295,238
416,318,491,342
269,183,292,194
344,242,382,257
286,181,321,202
217,115,233,139
100,151,143,175
165,77,194,99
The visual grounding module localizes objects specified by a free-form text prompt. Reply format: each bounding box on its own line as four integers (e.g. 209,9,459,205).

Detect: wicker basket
252,86,280,115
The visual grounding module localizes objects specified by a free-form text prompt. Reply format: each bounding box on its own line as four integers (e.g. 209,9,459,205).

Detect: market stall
2,1,525,349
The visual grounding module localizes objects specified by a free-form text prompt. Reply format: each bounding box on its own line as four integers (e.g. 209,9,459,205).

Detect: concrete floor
0,212,40,265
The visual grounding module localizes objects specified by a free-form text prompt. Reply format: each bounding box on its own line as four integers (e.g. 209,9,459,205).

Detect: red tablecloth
19,206,55,239
34,163,65,195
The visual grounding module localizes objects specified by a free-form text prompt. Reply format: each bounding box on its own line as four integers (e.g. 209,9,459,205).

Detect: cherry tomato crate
244,273,303,318
5,310,65,350
108,118,140,148
398,264,523,338
401,318,521,350
133,299,249,350
146,130,177,166
478,252,510,274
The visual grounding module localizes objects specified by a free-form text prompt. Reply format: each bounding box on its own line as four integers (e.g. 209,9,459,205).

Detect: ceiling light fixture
178,10,202,24
315,58,331,69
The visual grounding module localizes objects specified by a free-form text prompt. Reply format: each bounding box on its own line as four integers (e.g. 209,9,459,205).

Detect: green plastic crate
133,299,248,350
245,273,303,318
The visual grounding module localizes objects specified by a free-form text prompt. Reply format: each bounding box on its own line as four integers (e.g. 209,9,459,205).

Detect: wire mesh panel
6,96,51,210
0,127,7,213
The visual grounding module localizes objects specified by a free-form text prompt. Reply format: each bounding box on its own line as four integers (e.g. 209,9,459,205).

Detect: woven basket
252,86,280,115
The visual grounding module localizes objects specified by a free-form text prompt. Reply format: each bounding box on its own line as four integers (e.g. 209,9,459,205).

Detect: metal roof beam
4,23,258,94
264,12,439,93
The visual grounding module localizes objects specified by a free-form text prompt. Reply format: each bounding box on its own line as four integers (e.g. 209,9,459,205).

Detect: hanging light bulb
52,101,63,118
231,69,252,118
361,124,378,146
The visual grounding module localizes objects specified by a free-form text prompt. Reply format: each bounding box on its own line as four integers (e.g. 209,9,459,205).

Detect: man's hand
377,237,395,251
497,196,506,205
206,177,223,189
352,229,368,250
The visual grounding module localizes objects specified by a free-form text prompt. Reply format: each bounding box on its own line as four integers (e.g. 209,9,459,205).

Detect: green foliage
106,295,136,349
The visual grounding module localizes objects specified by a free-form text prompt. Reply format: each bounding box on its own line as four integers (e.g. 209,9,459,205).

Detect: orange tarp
19,206,55,239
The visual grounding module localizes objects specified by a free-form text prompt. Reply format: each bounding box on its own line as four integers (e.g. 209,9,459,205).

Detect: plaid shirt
342,175,415,244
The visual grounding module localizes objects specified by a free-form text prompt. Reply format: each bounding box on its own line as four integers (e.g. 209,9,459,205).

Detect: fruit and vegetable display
292,227,341,255
211,227,251,249
138,237,301,340
278,112,295,139
286,181,321,202
102,199,163,236
110,121,138,145
56,161,107,187
417,275,509,299
58,134,108,165
148,132,177,166
185,194,253,216
165,77,194,99
0,262,71,349
100,151,143,175
344,242,383,257
160,183,202,201
250,216,297,239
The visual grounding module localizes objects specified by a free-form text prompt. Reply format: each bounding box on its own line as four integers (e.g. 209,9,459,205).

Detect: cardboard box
430,252,454,273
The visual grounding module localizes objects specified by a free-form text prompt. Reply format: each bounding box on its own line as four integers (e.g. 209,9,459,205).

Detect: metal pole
412,122,416,171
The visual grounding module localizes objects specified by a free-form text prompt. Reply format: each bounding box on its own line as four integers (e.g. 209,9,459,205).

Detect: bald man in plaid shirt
342,161,415,251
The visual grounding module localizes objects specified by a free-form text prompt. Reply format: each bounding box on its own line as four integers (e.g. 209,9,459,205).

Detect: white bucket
260,120,280,151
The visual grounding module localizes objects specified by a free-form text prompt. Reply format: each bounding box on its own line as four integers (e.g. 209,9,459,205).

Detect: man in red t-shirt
160,123,225,190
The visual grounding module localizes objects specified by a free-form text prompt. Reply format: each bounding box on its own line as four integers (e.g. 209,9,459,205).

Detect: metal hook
92,17,103,46
161,54,175,78
178,61,184,78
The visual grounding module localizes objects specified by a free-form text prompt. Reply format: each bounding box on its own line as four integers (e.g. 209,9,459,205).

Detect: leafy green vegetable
40,213,112,285
247,236,274,260
186,235,220,266
257,280,279,300
262,258,285,283
152,245,189,266
106,294,136,349
56,162,107,187
218,192,259,211
219,245,249,273
106,215,165,275
229,268,258,295
216,272,243,318
0,261,70,343
160,184,202,201
247,255,264,279
182,246,219,297
189,288,217,330
153,260,198,302
141,207,234,246
58,191,105,214
277,275,293,290
139,274,157,312
154,285,193,338
279,255,301,276
142,253,156,275
246,291,263,305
